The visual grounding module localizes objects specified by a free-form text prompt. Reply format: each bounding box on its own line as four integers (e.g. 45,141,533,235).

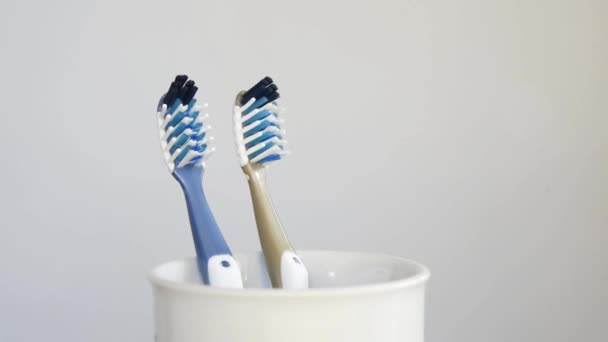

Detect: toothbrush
232,77,309,289
157,75,243,288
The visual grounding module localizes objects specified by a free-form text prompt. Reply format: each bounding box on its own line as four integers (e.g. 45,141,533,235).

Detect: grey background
0,0,606,341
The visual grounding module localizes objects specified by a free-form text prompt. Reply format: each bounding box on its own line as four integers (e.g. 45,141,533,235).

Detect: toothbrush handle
246,168,309,288
176,167,243,287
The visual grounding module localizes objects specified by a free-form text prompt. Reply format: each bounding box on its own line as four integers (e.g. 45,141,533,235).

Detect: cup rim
149,250,430,298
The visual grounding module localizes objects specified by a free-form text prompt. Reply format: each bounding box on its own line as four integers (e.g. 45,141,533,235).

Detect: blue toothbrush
156,75,243,288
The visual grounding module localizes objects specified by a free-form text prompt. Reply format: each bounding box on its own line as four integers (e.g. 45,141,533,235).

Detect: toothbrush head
233,77,289,167
157,75,214,172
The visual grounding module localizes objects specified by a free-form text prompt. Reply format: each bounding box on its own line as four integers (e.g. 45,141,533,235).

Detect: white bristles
199,136,211,146
233,105,249,166
182,128,194,136
176,150,200,168
240,108,261,124
265,137,285,147
261,102,282,114
250,145,284,164
165,137,178,152
169,147,182,163
239,98,256,113
192,104,203,113
246,142,267,155
203,147,215,156
262,103,287,117
265,114,280,124
195,113,210,124
242,120,261,135
239,102,284,124
157,104,167,119
242,131,264,145
160,114,173,130
267,126,282,134
157,100,214,172
161,126,175,142
232,97,290,167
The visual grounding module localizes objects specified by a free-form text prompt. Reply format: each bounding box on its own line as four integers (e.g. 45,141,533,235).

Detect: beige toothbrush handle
244,164,293,288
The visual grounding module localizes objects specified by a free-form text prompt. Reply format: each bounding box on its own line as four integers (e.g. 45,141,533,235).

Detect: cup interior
151,250,429,291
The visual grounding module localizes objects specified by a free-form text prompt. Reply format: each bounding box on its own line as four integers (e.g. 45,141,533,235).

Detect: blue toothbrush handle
174,165,243,287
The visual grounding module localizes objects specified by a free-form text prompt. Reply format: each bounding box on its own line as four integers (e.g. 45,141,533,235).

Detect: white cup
149,250,430,342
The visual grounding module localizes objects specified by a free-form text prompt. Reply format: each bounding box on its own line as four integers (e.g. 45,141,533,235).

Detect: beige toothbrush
232,77,309,289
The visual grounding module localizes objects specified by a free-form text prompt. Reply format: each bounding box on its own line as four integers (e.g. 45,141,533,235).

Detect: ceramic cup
149,250,430,342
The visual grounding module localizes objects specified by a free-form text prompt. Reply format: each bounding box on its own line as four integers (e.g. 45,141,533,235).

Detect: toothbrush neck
244,165,275,206
243,163,268,185
172,165,233,283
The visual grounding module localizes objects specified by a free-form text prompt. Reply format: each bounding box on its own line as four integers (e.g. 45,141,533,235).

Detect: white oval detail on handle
280,251,309,289
207,255,244,288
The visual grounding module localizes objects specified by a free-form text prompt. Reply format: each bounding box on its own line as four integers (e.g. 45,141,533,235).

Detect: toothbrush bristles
183,85,198,104
266,91,280,103
174,75,188,88
241,76,274,105
162,75,200,106
158,74,213,170
243,76,272,98
178,80,195,102
163,85,179,106
235,76,288,166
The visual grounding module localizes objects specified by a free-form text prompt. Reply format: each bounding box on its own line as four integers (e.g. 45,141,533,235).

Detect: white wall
0,0,606,341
